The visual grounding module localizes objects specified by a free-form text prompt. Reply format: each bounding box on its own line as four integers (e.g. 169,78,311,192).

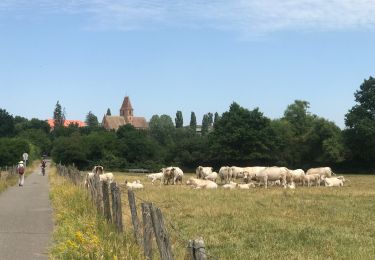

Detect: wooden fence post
94,172,103,214
128,190,142,245
186,240,194,260
150,204,173,260
193,238,207,260
141,203,153,260
111,182,123,233
102,181,112,222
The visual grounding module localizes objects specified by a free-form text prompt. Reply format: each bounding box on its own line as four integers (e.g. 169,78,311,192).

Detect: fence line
56,163,216,260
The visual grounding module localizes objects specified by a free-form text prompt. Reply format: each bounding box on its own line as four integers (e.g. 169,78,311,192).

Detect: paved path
0,167,53,259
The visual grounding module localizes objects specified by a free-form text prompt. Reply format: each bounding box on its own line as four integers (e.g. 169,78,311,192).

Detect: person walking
17,161,25,187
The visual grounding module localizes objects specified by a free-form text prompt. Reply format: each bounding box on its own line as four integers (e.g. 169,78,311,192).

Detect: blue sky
1,1,375,128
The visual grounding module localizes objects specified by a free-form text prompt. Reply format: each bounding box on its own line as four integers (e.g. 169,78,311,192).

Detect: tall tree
53,101,65,128
190,112,197,132
106,108,111,116
214,112,220,127
175,111,183,128
207,112,214,126
85,111,99,128
0,109,15,137
344,77,375,165
201,114,210,135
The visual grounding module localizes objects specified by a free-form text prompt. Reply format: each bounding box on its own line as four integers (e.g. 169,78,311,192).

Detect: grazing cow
171,167,184,185
204,172,218,183
255,167,290,189
230,167,247,180
289,169,305,185
243,167,266,182
219,166,231,184
186,178,218,189
146,172,164,185
196,166,213,179
303,174,320,187
161,167,174,185
307,167,335,178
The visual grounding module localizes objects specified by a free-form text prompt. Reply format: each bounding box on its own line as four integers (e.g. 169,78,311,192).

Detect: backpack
18,166,25,175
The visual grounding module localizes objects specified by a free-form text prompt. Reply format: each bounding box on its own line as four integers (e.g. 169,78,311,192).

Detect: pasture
115,173,375,259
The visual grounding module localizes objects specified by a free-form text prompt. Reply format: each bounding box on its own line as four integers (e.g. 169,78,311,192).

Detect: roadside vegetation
115,173,375,259
49,165,143,259
0,161,39,193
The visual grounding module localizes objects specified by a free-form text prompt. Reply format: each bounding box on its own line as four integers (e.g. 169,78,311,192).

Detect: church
102,96,148,130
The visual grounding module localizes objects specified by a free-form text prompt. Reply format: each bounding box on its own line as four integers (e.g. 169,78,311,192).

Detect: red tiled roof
47,119,86,128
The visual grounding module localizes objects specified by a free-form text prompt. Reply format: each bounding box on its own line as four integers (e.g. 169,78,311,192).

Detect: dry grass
114,172,375,259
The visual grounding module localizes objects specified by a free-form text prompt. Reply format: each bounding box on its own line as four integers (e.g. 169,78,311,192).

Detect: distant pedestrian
17,161,25,187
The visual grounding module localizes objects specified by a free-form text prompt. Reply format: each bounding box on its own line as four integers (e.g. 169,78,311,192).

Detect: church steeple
120,96,134,123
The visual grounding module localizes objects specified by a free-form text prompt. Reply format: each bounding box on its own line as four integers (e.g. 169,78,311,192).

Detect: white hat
19,161,24,164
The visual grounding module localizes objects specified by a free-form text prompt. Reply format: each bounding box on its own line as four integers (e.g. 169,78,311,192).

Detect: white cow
126,180,144,190
99,172,114,183
186,178,218,189
243,167,266,182
222,181,238,189
238,183,256,189
324,177,345,187
307,167,335,178
219,166,231,184
303,174,320,187
289,169,305,185
230,167,246,180
204,172,218,182
146,172,164,185
255,167,290,189
196,166,213,179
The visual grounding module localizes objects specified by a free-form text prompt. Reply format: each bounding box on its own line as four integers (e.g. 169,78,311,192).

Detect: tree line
1,77,374,172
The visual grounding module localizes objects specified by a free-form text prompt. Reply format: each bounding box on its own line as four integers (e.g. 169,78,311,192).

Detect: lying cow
186,178,218,189
125,180,144,190
204,172,218,182
324,177,344,187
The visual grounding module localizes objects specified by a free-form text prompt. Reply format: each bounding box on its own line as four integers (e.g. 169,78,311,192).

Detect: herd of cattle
84,165,347,190
146,166,347,189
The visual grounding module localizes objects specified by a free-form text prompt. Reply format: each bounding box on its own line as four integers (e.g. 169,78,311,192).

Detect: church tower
120,96,134,124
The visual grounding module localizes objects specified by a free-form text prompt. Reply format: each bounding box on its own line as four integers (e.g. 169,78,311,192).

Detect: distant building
47,119,86,129
102,96,148,131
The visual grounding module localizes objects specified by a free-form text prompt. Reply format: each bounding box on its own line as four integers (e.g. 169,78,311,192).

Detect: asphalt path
0,166,53,259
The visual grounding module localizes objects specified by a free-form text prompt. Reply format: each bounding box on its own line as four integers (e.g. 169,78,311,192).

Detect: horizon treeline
1,77,374,173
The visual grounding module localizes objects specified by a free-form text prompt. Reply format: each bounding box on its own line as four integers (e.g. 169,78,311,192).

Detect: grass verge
49,165,143,259
0,161,38,194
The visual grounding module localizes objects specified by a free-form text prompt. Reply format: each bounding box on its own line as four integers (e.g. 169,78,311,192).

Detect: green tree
209,103,273,164
0,109,15,137
175,111,183,128
149,115,175,146
53,101,65,128
344,77,375,166
214,112,220,128
106,108,112,116
201,114,210,135
190,112,197,132
207,112,214,126
85,111,99,128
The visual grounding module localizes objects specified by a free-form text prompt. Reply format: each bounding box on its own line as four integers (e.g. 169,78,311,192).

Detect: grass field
114,173,375,259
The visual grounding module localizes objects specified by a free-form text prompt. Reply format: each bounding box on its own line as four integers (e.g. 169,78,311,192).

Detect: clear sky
1,1,375,128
